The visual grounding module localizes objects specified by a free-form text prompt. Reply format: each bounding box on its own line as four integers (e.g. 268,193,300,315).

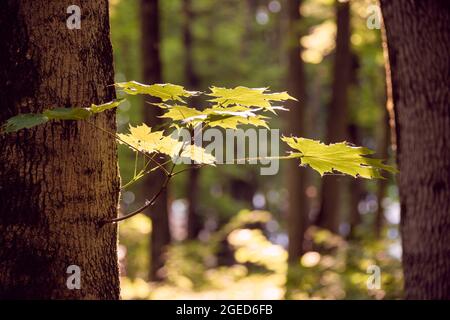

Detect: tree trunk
285,0,309,262
0,0,120,299
317,0,351,234
241,0,258,58
186,166,201,240
374,109,390,238
380,0,450,299
183,0,202,240
348,124,365,238
140,0,170,282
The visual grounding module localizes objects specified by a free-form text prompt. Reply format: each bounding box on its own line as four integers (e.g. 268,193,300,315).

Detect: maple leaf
1,114,49,133
157,104,270,130
207,86,296,112
200,106,269,129
43,108,92,120
179,144,216,165
282,136,397,178
158,104,204,129
115,81,199,102
89,99,125,113
118,124,216,165
117,124,165,154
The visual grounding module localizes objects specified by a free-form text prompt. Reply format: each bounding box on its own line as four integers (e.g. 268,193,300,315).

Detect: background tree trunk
375,109,390,238
285,0,309,263
0,0,120,299
183,0,202,240
380,0,450,299
241,0,259,58
348,124,365,238
140,0,171,282
316,0,351,234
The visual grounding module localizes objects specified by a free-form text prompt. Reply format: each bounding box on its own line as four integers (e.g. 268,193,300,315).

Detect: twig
101,162,176,225
101,141,188,225
120,158,172,191
172,164,205,176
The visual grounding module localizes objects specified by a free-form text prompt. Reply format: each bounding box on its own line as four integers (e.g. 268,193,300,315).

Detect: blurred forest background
110,0,402,299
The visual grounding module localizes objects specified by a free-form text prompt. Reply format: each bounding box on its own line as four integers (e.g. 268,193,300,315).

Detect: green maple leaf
159,105,204,125
1,113,49,133
89,99,125,113
43,108,92,120
203,106,269,129
1,99,123,133
282,136,397,179
207,86,296,112
116,81,199,102
158,104,269,130
43,99,124,121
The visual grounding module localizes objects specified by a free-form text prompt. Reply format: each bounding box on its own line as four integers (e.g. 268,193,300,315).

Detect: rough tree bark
0,1,120,299
380,0,450,299
286,0,309,262
140,0,170,282
317,0,351,233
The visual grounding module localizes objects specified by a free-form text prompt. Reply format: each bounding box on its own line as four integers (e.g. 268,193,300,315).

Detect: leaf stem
101,162,175,225
133,151,138,177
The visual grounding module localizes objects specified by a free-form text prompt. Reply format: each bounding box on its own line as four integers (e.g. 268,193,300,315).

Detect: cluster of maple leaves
1,81,396,179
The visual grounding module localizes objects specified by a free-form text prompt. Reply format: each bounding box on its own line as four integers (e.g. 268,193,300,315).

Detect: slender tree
374,109,390,238
317,0,351,233
380,0,450,299
140,0,171,281
348,124,365,237
347,52,365,238
0,1,120,299
241,0,259,58
183,0,202,240
285,0,309,262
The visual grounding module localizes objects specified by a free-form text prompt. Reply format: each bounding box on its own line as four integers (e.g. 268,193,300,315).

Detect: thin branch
101,142,188,225
133,151,138,177
101,163,175,225
172,163,205,176
120,158,172,191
